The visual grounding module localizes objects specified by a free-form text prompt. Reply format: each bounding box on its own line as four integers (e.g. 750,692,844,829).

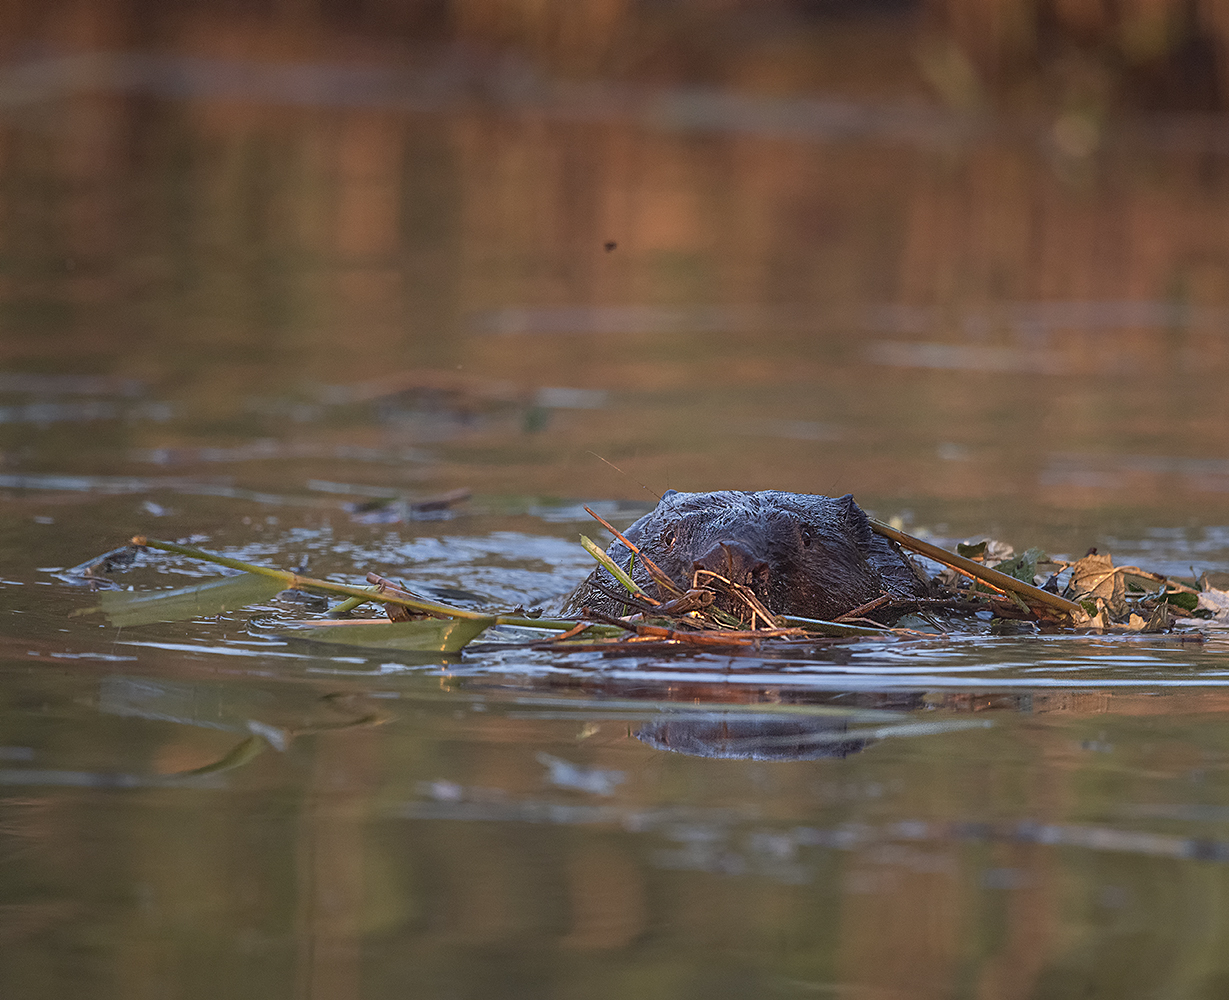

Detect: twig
584,578,671,619
655,589,718,618
583,506,683,598
577,607,642,633
951,566,1011,596
692,568,781,629
867,520,1087,620
542,621,597,642
629,622,808,645
575,605,807,646
365,572,431,621
410,487,471,513
834,594,892,622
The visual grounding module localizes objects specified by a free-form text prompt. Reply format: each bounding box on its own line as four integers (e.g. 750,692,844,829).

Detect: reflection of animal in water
564,490,927,622
636,714,874,761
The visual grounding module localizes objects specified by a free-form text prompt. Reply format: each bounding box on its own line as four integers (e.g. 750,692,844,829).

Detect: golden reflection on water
5,667,1228,999
3,24,1229,1000
2,47,1228,541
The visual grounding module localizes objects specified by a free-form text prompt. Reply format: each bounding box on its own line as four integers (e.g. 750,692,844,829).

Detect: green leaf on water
992,547,1047,584
956,540,988,559
1159,591,1199,612
86,573,286,627
275,616,495,653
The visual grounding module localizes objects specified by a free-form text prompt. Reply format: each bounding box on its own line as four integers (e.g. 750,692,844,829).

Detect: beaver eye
661,526,676,548
800,526,813,547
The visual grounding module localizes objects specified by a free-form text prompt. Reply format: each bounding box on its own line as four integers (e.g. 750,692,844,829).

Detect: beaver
636,713,873,760
563,490,928,623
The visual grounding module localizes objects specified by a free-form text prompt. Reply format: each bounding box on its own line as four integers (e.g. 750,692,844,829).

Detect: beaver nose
692,542,770,589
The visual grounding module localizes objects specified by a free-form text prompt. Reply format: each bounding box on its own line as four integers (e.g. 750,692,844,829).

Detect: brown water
4,40,1229,1000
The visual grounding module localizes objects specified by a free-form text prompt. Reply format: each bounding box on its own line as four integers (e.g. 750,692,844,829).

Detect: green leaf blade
92,574,287,627
274,616,495,653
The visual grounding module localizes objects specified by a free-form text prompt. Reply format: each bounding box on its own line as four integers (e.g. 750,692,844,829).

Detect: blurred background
5,7,1229,1000
1,0,1228,548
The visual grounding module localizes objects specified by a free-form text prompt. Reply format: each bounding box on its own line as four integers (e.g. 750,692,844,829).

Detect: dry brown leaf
1066,553,1127,617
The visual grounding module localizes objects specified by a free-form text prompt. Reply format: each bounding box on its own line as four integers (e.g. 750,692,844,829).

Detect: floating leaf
1159,591,1199,612
1066,553,1127,617
87,573,286,627
275,616,495,653
1082,602,1110,629
992,547,1047,584
954,539,1013,564
1197,587,1229,618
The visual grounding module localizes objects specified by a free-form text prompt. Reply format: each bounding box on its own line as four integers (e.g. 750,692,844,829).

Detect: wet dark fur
563,490,928,623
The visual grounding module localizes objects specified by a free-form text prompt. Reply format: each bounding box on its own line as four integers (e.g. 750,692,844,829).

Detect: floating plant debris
60,507,1227,657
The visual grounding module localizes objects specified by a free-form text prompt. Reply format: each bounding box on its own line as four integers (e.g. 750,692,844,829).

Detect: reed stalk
867,520,1086,619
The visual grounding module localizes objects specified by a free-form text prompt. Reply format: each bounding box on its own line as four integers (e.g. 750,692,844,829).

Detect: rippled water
5,37,1229,1000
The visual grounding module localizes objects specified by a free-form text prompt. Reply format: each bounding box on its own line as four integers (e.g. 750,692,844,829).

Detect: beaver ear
836,494,875,550
661,490,679,501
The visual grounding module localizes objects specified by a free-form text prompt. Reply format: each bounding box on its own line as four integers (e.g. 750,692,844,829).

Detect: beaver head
564,490,924,623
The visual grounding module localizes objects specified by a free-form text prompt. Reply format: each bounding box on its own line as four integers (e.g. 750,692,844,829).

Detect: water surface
4,39,1229,1000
